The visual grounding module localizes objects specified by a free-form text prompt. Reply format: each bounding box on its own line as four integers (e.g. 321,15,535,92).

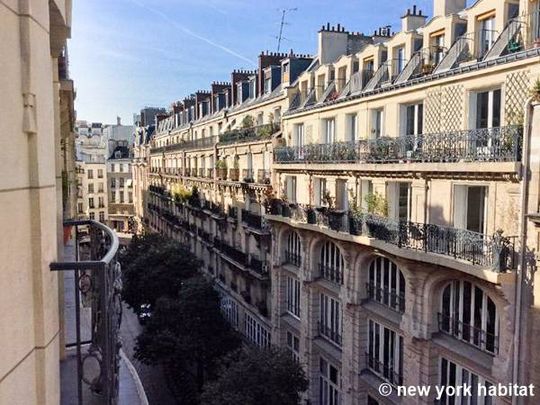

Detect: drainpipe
512,97,534,404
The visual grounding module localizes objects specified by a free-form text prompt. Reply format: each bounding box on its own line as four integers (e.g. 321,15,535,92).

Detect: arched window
367,257,405,312
285,231,302,267
440,280,499,354
319,241,344,284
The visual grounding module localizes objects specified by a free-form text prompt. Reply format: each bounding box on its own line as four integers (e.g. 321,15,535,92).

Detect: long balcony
218,123,279,145
241,209,270,232
269,203,516,273
274,126,522,164
51,220,121,405
150,135,217,154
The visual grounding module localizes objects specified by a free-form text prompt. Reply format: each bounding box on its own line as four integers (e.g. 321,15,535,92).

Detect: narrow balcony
218,123,279,145
241,209,270,232
274,126,522,165
268,202,516,273
150,135,217,154
51,220,122,405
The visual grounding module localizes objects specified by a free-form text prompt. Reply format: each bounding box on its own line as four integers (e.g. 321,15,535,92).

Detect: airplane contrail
126,0,256,66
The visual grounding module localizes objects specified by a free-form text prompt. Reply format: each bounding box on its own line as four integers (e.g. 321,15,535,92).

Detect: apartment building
76,161,108,222
0,0,76,403
140,50,314,348
135,0,540,404
108,144,134,231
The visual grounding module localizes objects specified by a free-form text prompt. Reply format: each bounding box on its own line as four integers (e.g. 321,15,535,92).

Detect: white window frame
285,231,302,266
367,319,403,385
320,241,345,285
286,331,300,363
319,357,341,405
439,358,494,405
346,113,358,142
323,118,336,144
368,256,405,312
440,280,499,354
320,293,342,346
286,276,301,318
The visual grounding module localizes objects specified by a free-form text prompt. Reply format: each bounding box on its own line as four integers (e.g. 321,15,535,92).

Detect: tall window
286,176,297,203
387,182,412,221
404,102,423,153
440,280,499,353
314,178,327,207
476,89,501,129
346,114,358,142
478,16,496,58
453,185,488,234
432,34,445,64
319,293,342,345
371,109,383,139
285,231,302,267
87,169,93,179
286,276,301,318
99,211,105,222
367,257,405,312
88,197,95,209
88,183,94,193
244,313,271,348
439,358,494,405
324,118,336,144
395,46,405,74
286,331,300,363
97,169,103,178
367,320,403,385
319,357,341,405
294,124,305,147
319,241,345,285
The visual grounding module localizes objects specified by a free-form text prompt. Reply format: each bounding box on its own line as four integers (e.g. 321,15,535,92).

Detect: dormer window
283,62,289,73
264,77,272,94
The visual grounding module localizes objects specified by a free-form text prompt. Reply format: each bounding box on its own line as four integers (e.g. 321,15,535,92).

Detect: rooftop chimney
433,0,466,17
401,5,427,32
117,116,121,126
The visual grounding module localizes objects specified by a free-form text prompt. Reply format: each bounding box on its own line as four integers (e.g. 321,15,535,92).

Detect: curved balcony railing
274,126,522,164
269,202,516,272
50,220,121,405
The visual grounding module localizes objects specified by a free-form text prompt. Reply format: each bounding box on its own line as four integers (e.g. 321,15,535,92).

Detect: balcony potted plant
305,205,317,224
215,159,227,180
530,79,540,103
348,193,363,235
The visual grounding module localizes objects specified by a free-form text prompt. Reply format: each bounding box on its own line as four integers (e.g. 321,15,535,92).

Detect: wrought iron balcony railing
150,135,217,154
438,313,499,354
219,123,279,145
269,201,516,272
366,282,405,313
319,262,343,285
284,250,302,267
50,220,121,405
365,352,403,386
274,126,522,164
318,321,342,346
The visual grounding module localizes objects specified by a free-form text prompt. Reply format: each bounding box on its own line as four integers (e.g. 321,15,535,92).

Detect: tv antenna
276,8,297,52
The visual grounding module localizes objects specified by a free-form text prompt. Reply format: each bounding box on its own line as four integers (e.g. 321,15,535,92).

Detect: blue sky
70,0,445,124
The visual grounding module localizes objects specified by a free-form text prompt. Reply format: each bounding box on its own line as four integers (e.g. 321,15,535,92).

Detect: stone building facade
0,0,76,403
134,0,540,404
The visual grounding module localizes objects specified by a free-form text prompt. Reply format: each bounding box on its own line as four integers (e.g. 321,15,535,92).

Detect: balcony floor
60,242,147,405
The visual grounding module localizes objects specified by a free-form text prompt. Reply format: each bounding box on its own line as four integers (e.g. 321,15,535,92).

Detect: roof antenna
276,8,297,53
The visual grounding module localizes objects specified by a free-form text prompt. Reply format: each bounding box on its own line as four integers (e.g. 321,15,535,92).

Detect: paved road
120,304,178,405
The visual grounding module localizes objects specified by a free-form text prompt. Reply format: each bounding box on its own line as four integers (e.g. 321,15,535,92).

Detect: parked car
137,304,152,325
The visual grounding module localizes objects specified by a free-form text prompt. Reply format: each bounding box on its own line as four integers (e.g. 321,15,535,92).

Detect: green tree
200,347,308,405
135,276,241,396
120,233,199,312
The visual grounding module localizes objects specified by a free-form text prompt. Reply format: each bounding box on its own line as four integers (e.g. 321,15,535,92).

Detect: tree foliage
135,276,241,392
200,347,309,405
119,233,199,312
